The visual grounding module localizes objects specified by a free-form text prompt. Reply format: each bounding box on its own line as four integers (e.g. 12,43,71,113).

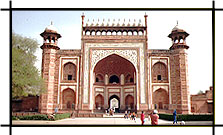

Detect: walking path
12,114,212,125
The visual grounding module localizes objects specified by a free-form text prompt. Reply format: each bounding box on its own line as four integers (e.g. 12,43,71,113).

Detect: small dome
172,23,185,32
44,22,58,33
172,25,180,31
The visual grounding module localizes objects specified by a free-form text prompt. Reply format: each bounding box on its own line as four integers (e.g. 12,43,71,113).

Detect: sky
12,11,213,94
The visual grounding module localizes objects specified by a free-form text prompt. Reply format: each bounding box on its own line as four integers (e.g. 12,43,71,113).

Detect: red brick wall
191,87,213,113
12,96,39,112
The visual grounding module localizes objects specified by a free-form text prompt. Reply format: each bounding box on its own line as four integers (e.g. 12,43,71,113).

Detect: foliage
13,114,49,120
12,33,45,99
12,113,71,121
159,113,213,121
54,113,71,120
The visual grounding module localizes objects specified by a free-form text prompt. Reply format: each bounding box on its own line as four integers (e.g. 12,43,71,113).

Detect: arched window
133,31,138,35
91,31,96,35
138,31,143,35
128,31,132,35
95,74,104,83
109,75,119,84
152,62,168,83
47,36,50,43
52,37,55,43
112,31,116,35
107,31,112,35
95,94,104,109
174,37,178,43
123,31,127,35
153,88,169,110
63,62,77,81
96,31,101,35
86,31,90,35
125,95,134,110
62,89,75,109
125,74,133,83
102,31,106,35
117,31,122,35
179,36,184,43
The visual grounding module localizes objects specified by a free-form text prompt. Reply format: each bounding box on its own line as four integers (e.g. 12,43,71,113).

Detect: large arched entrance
109,95,120,113
93,54,137,112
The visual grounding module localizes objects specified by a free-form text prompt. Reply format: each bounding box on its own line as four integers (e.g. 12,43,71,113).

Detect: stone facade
12,96,39,112
191,87,213,114
38,14,191,114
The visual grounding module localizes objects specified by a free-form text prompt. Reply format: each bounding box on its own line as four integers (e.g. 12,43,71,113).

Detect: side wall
148,49,190,114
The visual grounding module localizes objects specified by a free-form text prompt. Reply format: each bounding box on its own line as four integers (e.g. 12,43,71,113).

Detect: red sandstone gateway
37,13,193,115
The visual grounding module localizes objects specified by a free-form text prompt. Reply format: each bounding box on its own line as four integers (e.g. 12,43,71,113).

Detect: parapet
81,14,147,36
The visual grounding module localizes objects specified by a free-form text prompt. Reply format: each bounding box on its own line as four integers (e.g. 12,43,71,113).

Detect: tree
12,33,45,99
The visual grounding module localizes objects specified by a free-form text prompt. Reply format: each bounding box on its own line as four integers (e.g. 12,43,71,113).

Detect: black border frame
1,0,223,135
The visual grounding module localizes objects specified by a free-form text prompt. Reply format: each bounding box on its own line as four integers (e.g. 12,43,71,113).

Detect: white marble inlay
95,88,104,92
109,88,120,92
61,85,76,92
153,85,168,93
125,88,134,92
152,59,167,66
83,42,146,105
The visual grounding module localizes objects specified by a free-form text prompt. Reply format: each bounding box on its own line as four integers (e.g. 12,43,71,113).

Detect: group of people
124,111,137,122
124,110,159,125
105,108,115,116
124,109,180,125
140,110,159,125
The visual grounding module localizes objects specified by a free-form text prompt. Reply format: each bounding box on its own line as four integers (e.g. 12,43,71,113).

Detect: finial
91,19,95,26
51,21,53,25
82,12,85,16
177,20,178,26
133,19,136,26
112,19,115,26
138,19,142,26
122,19,125,26
96,19,99,26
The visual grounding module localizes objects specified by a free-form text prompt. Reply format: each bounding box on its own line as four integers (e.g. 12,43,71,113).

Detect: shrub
54,113,71,120
12,113,72,121
12,116,18,120
159,113,213,121
13,114,49,120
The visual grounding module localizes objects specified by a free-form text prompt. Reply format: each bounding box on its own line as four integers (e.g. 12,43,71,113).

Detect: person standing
149,110,159,125
54,105,58,114
173,109,177,124
140,111,145,125
124,111,128,119
132,112,136,122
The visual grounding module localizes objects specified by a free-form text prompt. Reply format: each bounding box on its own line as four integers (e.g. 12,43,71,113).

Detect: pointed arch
153,88,169,109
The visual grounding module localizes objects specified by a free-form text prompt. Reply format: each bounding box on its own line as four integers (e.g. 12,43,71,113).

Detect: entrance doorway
109,95,120,113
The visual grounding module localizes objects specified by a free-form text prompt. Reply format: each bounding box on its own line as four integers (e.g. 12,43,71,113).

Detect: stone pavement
12,114,212,125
